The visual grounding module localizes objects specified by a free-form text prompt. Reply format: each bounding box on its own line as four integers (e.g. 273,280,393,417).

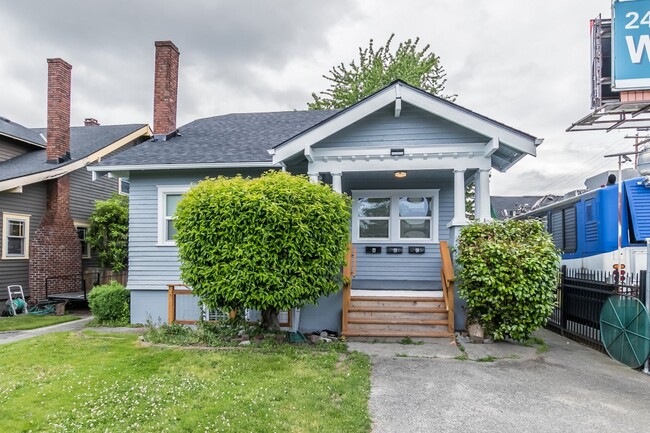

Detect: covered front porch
271,81,541,336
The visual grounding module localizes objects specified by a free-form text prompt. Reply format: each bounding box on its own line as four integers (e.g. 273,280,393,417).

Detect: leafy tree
308,34,454,110
88,193,129,272
174,171,351,330
456,219,561,341
465,182,475,220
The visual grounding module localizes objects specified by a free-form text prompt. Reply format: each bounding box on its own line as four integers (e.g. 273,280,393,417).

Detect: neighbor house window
2,213,30,259
118,178,130,195
75,223,91,259
157,186,190,245
352,190,439,243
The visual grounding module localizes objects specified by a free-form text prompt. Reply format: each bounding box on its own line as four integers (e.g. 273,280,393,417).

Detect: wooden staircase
341,242,456,340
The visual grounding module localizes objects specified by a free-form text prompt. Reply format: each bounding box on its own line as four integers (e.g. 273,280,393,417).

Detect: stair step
350,296,445,302
347,318,449,325
348,306,447,313
344,330,453,338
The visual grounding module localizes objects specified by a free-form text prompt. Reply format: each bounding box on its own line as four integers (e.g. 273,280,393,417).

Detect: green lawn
0,332,371,433
0,314,79,332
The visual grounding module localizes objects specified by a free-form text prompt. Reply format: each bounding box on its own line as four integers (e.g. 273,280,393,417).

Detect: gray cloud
0,0,633,195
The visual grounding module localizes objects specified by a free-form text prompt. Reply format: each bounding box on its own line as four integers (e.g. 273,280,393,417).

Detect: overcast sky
0,0,634,195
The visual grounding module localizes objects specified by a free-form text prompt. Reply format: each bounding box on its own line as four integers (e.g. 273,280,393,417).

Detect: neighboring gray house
0,61,151,301
90,41,542,336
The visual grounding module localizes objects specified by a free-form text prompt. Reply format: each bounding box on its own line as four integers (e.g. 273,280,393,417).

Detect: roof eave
0,125,151,192
88,161,280,175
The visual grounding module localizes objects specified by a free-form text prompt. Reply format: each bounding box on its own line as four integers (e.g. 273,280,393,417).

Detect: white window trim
351,189,439,244
74,221,92,259
157,185,191,246
118,177,130,195
2,212,30,260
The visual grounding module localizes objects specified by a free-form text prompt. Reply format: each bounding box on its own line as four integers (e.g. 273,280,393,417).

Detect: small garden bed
0,314,79,332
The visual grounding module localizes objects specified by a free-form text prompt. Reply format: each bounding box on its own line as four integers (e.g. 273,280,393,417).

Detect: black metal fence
547,266,647,351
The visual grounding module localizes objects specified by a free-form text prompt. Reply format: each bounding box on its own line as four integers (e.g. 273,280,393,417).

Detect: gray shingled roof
0,124,147,182
0,116,46,147
96,110,339,167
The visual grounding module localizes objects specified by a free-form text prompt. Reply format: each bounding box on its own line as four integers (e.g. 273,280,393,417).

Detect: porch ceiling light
390,148,404,157
394,171,407,178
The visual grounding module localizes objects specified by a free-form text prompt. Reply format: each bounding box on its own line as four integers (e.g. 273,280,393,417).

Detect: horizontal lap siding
0,139,31,162
127,169,268,292
69,169,118,223
0,183,46,294
315,103,487,148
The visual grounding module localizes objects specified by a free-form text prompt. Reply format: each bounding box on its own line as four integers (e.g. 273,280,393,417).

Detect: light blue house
89,41,542,336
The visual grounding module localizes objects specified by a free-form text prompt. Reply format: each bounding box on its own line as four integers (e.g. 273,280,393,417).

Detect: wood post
167,284,176,324
439,241,455,334
342,244,355,335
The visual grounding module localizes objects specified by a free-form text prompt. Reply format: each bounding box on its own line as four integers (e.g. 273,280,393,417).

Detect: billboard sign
613,0,650,90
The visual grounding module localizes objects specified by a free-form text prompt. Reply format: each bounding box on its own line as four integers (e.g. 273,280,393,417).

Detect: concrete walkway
350,330,650,433
0,315,94,345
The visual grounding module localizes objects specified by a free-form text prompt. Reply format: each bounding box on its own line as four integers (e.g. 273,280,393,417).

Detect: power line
528,135,632,196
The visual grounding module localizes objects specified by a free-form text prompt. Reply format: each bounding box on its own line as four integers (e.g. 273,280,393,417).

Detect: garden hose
9,298,27,315
28,304,56,316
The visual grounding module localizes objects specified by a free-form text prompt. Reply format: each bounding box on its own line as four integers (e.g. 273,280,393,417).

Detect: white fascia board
272,87,396,164
308,155,491,173
88,161,279,175
0,125,151,192
312,143,487,160
483,138,499,157
400,87,538,156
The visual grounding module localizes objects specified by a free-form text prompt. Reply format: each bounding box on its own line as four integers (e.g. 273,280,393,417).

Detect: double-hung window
352,190,439,243
157,186,190,245
75,223,92,259
2,213,30,259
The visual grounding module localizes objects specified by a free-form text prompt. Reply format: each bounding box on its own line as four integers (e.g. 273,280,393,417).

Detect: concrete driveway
349,330,650,433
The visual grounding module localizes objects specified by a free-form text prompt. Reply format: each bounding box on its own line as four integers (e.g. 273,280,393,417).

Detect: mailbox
408,246,425,254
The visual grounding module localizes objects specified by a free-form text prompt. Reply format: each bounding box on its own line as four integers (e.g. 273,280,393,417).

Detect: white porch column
477,168,491,220
448,169,468,227
331,172,342,194
447,168,469,244
308,172,319,184
473,171,481,220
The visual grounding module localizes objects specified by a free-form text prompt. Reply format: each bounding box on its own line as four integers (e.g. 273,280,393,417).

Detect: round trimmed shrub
88,281,130,325
174,171,351,329
456,219,561,341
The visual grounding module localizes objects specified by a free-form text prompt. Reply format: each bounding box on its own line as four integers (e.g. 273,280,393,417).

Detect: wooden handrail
439,241,455,334
342,244,355,335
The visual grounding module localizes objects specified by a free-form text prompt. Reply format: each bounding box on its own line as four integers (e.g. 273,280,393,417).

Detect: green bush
174,171,351,329
88,281,130,326
88,193,129,272
456,219,561,341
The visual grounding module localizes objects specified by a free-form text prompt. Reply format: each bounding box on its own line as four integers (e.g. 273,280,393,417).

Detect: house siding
314,103,488,149
127,168,355,326
0,140,31,163
69,168,118,222
70,168,121,269
128,169,273,323
0,183,47,298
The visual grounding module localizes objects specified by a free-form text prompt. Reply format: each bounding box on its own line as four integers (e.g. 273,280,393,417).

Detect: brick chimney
29,58,82,302
153,41,179,139
84,118,100,126
46,58,72,162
